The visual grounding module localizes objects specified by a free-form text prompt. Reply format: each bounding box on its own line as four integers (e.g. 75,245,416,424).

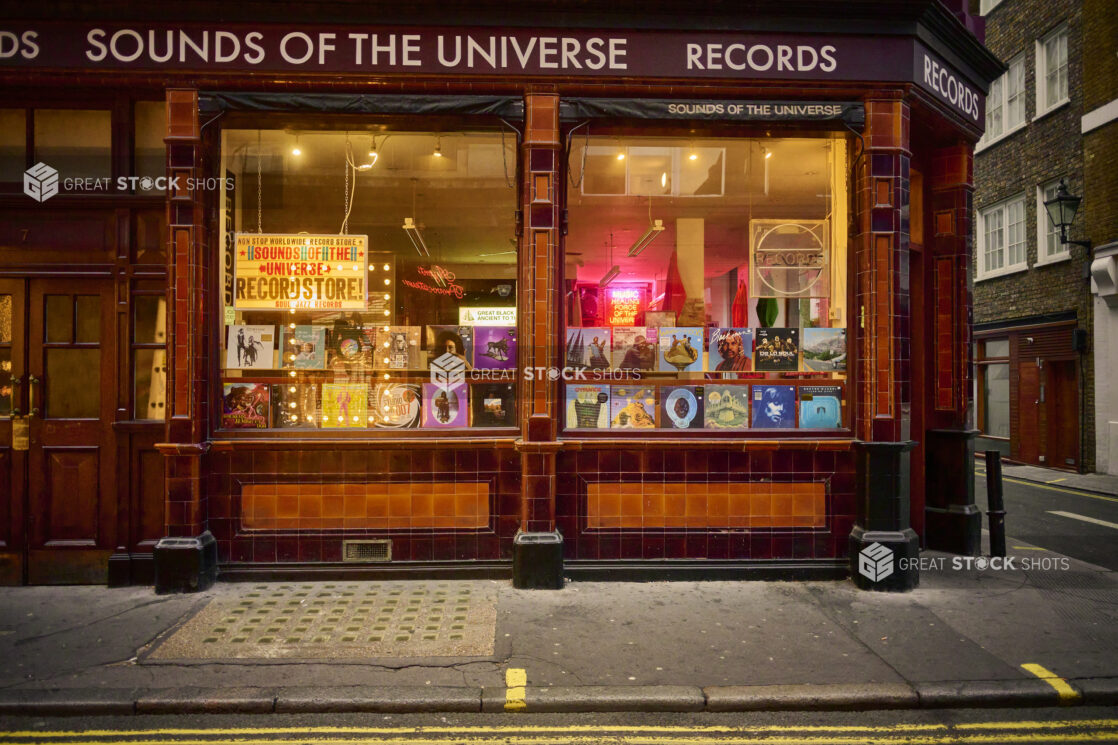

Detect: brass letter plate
11,417,29,451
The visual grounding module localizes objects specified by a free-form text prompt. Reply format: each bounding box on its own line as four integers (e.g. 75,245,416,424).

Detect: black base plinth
153,531,217,594
924,428,981,555
849,526,920,591
512,531,564,590
925,504,982,555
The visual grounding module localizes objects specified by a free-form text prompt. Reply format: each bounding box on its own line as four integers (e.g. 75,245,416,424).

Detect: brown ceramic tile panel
241,482,490,531
586,482,825,529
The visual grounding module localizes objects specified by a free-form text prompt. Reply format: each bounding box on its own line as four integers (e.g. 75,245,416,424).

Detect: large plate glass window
218,127,518,432
563,135,849,433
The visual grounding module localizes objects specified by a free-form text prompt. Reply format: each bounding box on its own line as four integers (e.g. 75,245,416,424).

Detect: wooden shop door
1016,360,1040,465
1044,360,1079,470
4,279,117,584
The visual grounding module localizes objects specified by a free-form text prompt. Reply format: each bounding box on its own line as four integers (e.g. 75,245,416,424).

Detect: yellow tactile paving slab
149,581,497,659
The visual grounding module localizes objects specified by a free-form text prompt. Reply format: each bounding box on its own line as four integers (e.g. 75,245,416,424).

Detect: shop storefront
0,1,1001,590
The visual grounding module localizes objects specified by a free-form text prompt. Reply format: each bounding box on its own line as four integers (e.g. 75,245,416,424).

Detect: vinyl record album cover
369,326,422,371
225,325,276,370
658,327,703,372
426,326,474,368
270,383,319,428
423,383,468,428
565,383,610,429
751,384,797,428
661,385,704,429
221,383,270,428
609,386,658,429
799,385,843,428
707,328,754,373
321,383,368,428
611,327,657,371
473,326,518,370
565,327,611,370
802,328,847,372
279,325,326,370
703,386,751,429
754,328,800,372
471,383,517,427
369,383,422,429
327,325,369,368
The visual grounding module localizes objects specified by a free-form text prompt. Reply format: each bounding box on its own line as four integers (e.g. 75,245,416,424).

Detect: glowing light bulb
289,323,296,329
289,354,296,361
383,263,390,271
616,152,625,161
384,293,390,300
383,372,390,379
689,152,698,161
383,358,390,364
383,310,390,316
289,371,296,378
289,386,296,393
383,278,390,285
288,402,296,409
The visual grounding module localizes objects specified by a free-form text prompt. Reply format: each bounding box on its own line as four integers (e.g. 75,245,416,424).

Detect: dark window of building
977,338,1010,439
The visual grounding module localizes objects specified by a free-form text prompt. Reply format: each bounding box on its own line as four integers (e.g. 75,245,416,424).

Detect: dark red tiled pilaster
923,143,981,556
855,97,912,444
159,88,209,539
517,93,561,533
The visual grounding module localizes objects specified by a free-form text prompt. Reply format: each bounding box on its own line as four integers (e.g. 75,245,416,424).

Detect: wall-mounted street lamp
1043,179,1091,251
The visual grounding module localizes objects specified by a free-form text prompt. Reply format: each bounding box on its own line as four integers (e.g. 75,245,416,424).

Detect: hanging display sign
750,220,830,299
606,287,644,326
233,233,368,310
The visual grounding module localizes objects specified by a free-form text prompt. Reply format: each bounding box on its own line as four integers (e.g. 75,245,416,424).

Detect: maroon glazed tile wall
556,447,856,561
205,446,520,564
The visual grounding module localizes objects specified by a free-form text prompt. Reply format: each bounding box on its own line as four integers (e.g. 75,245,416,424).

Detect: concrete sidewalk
1,545,1116,715
977,456,1118,497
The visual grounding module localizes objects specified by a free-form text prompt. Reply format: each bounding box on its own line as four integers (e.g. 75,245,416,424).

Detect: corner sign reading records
233,233,369,311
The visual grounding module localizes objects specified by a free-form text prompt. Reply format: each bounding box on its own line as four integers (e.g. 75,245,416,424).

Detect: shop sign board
0,23,985,122
233,233,368,311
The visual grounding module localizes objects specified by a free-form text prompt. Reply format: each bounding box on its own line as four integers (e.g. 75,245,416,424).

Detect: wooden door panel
41,446,101,546
1046,361,1079,470
0,279,26,585
26,279,116,583
1017,362,1039,464
136,447,165,550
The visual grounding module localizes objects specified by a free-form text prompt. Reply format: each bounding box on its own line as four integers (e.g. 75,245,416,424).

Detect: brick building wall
973,0,1095,470
1082,0,1118,473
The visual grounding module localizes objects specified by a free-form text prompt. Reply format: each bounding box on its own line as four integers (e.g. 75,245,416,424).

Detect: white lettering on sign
0,30,38,59
922,53,980,122
687,43,836,73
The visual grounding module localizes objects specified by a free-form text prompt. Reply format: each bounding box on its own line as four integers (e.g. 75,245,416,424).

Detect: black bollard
985,451,1007,558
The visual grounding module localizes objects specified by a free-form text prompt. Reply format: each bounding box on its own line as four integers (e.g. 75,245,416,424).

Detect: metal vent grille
342,540,392,563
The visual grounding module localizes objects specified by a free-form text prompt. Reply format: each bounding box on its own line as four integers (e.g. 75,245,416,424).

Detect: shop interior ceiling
224,130,834,281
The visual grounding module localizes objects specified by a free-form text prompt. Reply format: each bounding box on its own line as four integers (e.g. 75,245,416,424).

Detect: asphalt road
975,468,1118,570
2,710,1118,744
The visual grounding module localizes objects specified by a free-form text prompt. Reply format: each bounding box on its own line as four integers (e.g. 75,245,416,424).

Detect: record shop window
563,135,849,433
218,127,518,432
